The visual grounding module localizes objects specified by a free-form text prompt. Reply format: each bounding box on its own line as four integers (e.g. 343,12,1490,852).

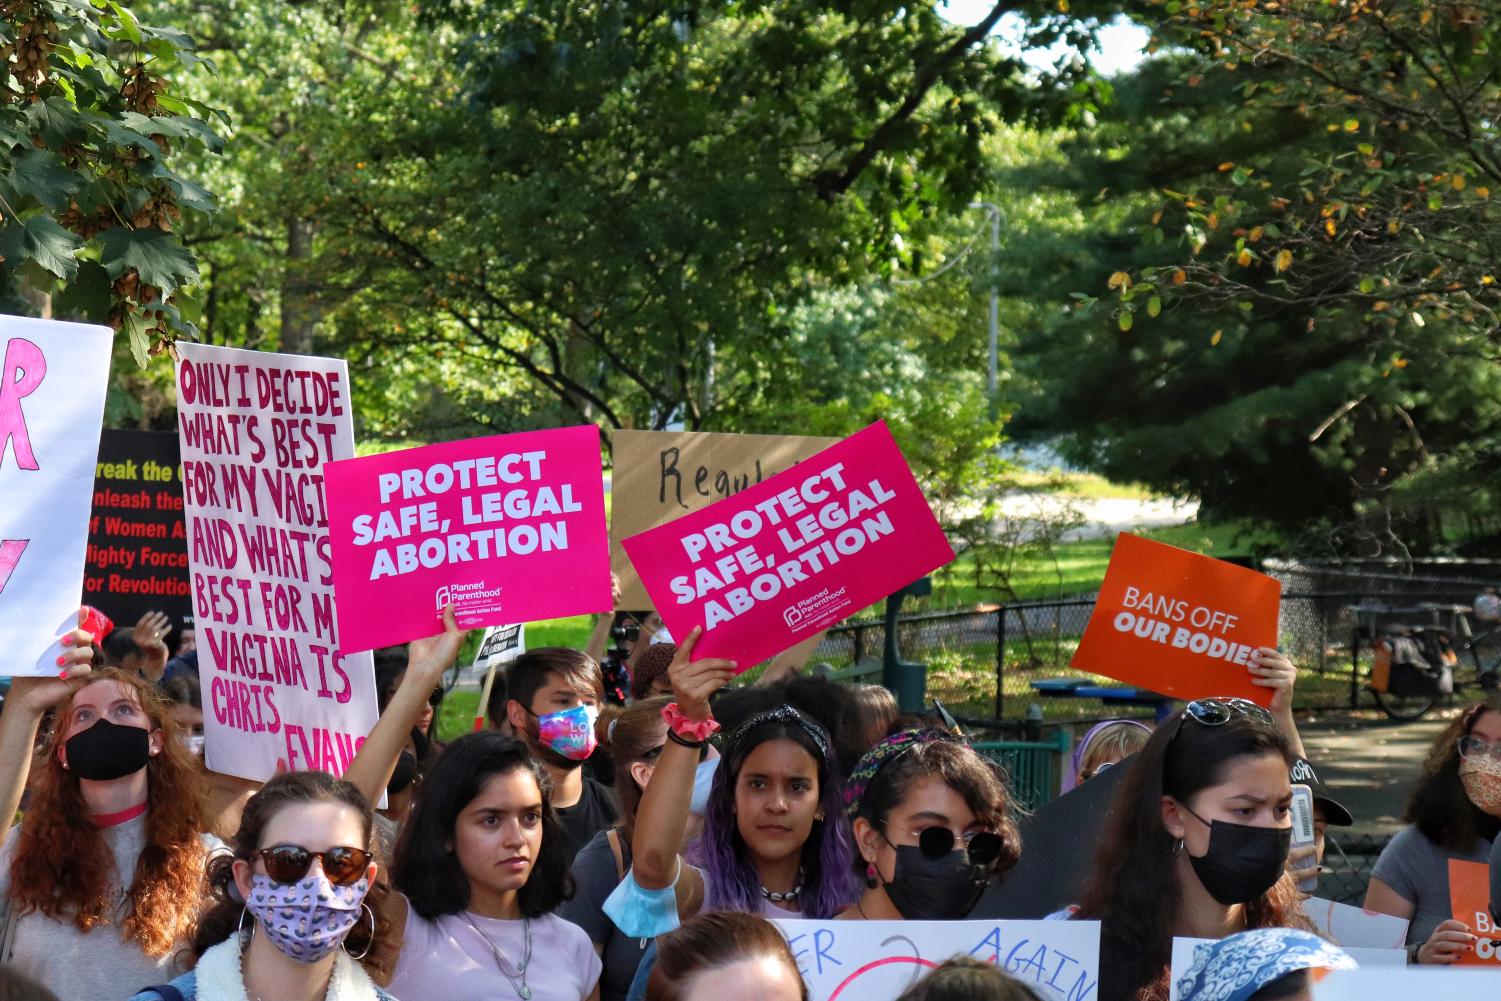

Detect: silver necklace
462,911,534,1001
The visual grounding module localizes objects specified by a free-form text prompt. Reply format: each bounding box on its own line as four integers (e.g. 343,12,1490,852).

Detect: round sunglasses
254,845,372,886
898,825,1005,868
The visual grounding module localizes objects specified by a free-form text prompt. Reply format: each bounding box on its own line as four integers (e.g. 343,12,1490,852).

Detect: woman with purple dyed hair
602,627,859,937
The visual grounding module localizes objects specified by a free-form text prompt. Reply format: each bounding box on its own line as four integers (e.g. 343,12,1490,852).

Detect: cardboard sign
473,623,525,673
610,429,837,609
324,427,610,651
1070,533,1281,704
1313,969,1501,999
175,342,376,783
623,421,953,668
1447,858,1501,966
0,316,113,676
85,429,191,628
775,919,1100,1001
1303,896,1409,950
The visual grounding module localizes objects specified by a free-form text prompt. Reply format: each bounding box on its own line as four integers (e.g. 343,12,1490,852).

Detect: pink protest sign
324,426,611,652
623,421,954,668
176,342,376,784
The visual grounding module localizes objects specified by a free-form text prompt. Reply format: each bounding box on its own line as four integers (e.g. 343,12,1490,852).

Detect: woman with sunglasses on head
561,696,718,1001
128,771,395,1001
1364,694,1501,963
604,628,858,940
1075,697,1306,1001
838,729,1020,921
0,618,211,1001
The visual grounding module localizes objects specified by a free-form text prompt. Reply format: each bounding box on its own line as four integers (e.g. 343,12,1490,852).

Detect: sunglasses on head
254,845,372,886
1168,697,1274,744
644,741,709,762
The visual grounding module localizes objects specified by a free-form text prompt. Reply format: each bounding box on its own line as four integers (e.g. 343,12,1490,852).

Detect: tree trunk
280,216,317,354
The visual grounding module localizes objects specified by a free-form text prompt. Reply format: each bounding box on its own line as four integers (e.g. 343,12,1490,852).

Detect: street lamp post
969,201,1000,421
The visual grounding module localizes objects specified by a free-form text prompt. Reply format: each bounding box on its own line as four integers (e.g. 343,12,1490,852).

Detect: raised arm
754,630,828,687
344,605,464,807
630,627,735,911
584,575,623,664
0,612,95,827
1250,647,1307,759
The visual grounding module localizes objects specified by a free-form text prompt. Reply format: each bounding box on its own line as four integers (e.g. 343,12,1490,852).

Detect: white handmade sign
1302,896,1409,950
176,342,377,783
0,316,113,676
774,919,1100,1001
1313,968,1501,998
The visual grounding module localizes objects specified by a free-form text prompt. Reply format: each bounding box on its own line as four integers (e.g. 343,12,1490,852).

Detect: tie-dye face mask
245,871,369,964
1461,754,1501,817
536,703,600,761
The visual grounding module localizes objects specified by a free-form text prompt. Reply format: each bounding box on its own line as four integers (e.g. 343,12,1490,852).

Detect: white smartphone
1289,784,1318,893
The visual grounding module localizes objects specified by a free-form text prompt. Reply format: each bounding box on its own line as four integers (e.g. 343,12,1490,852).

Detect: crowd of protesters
0,592,1494,1001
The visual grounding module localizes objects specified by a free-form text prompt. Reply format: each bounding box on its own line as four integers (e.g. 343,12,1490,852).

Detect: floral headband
843,728,959,821
728,705,831,760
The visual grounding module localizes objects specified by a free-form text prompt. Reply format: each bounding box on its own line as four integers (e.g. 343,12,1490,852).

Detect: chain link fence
813,586,1501,723
1318,832,1393,907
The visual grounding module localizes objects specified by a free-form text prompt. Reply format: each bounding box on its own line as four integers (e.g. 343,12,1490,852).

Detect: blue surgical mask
689,756,719,815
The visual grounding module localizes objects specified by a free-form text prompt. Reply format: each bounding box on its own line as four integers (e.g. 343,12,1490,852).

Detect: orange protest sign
1448,858,1501,966
1069,533,1280,705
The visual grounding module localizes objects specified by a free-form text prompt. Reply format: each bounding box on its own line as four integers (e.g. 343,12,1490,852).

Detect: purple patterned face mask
536,703,599,761
245,871,369,964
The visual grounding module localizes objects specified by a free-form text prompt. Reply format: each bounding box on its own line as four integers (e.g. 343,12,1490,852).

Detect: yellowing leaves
1453,174,1467,191
1324,218,1338,237
1236,248,1254,267
1172,268,1187,286
1274,249,1293,273
1108,271,1132,291
1211,330,1223,346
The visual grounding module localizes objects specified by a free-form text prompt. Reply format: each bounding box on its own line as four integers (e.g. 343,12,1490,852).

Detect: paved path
1296,709,1458,836
997,492,1199,541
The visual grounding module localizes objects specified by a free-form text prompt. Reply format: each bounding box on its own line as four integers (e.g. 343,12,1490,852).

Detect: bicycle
1368,597,1501,721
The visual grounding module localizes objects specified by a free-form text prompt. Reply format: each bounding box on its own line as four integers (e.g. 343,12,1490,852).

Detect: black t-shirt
557,775,620,862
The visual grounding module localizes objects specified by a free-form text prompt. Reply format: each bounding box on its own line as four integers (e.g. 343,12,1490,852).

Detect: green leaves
0,215,84,280
4,149,83,211
97,226,199,294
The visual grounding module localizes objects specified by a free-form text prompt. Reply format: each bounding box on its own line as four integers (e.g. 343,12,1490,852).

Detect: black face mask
387,750,419,796
1183,807,1292,905
65,719,151,781
881,827,1001,920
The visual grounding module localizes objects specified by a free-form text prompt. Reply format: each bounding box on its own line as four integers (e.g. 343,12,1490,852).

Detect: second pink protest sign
623,421,954,669
324,425,611,651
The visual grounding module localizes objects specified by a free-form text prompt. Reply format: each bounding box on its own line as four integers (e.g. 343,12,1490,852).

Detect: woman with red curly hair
0,634,214,1001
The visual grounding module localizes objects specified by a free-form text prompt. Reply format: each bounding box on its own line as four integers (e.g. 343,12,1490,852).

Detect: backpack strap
607,828,626,883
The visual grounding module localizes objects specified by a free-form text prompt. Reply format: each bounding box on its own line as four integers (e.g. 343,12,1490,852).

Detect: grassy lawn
930,518,1282,606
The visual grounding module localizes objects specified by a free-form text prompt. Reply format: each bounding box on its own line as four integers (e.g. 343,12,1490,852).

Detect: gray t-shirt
1370,823,1492,946
0,816,209,1001
559,828,649,1001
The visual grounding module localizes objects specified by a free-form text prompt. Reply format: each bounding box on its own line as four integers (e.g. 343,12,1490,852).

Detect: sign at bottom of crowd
774,918,1100,1001
1313,968,1501,999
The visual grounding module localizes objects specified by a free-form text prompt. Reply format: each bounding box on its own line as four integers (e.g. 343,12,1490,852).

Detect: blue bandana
1176,929,1358,1001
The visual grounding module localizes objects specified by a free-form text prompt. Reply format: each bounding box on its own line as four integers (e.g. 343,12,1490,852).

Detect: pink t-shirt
390,899,602,1001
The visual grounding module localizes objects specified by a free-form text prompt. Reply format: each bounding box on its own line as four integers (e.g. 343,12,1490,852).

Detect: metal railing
813,590,1501,723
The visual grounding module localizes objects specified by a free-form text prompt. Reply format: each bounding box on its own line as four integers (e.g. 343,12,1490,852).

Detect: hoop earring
343,902,376,961
865,864,879,889
236,904,252,942
1173,838,1185,857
